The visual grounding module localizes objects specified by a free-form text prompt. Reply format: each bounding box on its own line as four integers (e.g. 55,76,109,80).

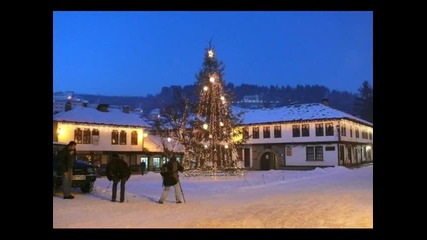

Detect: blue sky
53,11,372,96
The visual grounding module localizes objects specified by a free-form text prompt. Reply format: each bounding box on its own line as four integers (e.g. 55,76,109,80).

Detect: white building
53,104,184,172
235,102,373,170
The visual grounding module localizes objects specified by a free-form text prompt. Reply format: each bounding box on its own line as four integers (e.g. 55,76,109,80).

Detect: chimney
96,104,109,112
122,105,130,114
322,98,329,106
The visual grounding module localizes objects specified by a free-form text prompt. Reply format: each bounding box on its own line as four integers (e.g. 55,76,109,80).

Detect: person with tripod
158,155,184,204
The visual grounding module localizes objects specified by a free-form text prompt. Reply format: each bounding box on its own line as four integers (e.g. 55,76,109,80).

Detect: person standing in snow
58,141,77,199
140,161,146,175
158,155,184,204
106,154,131,203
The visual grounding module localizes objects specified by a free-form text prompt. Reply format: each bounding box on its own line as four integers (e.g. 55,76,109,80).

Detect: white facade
53,106,185,172
236,103,373,170
53,106,151,170
284,144,338,166
55,122,144,152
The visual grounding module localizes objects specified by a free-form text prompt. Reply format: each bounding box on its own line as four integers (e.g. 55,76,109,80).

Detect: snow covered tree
153,87,196,162
189,42,245,171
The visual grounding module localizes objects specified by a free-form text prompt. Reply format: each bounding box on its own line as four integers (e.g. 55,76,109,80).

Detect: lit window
301,124,309,137
74,128,82,144
252,127,259,139
263,126,270,138
83,128,91,144
274,126,281,138
292,125,300,137
120,130,127,145
131,131,138,145
111,130,119,145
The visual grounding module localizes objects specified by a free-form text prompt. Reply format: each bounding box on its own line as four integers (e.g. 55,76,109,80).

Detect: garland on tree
187,41,245,173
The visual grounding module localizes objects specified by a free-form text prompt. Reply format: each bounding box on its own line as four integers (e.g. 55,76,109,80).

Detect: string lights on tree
188,41,244,172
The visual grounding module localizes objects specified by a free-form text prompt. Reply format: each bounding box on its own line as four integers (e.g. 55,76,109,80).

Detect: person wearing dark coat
106,154,131,203
140,161,146,175
158,155,184,204
58,141,77,199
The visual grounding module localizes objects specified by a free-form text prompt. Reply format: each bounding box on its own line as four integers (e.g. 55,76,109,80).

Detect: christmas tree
190,42,244,172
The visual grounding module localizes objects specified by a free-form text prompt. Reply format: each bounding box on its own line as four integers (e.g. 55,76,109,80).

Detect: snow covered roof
144,135,184,153
233,103,372,126
53,106,150,128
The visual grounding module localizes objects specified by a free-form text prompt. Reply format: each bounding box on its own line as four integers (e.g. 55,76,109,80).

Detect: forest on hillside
73,83,368,120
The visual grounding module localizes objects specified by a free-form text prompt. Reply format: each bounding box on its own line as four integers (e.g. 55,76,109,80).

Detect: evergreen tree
190,42,244,171
354,81,373,122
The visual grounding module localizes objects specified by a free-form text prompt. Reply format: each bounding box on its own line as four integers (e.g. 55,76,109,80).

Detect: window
302,124,309,137
306,147,314,161
120,130,127,145
243,128,249,139
341,125,346,136
347,145,352,161
325,146,335,151
367,148,372,161
362,147,367,162
153,157,160,169
111,130,119,145
362,131,368,139
263,126,270,138
315,146,323,161
82,128,91,144
274,126,281,138
306,146,324,161
92,129,99,145
140,157,148,169
131,131,138,145
369,132,372,140
292,125,300,137
315,123,324,136
252,127,259,139
350,128,353,137
339,145,344,162
356,128,360,138
74,128,82,144
325,123,334,136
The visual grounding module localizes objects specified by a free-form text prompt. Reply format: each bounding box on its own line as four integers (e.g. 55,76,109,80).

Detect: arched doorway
260,152,276,170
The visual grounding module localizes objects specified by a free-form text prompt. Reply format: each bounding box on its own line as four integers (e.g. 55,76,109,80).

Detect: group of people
57,141,185,204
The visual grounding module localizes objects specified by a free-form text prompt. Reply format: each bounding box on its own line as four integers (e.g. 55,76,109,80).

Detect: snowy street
53,165,373,228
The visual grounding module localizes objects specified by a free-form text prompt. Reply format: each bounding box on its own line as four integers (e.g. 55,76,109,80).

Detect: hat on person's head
68,141,77,146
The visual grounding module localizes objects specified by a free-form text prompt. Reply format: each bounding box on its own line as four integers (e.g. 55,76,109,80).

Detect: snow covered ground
53,165,373,228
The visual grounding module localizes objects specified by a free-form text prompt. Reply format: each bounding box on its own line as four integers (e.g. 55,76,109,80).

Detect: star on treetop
208,50,214,58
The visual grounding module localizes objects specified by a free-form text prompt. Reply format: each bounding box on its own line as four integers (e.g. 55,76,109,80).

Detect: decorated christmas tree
189,42,244,172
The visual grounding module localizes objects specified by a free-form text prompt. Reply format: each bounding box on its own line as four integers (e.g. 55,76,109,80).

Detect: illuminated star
208,50,214,57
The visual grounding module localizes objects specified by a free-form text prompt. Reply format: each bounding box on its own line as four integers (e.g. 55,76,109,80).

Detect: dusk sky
53,11,372,97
